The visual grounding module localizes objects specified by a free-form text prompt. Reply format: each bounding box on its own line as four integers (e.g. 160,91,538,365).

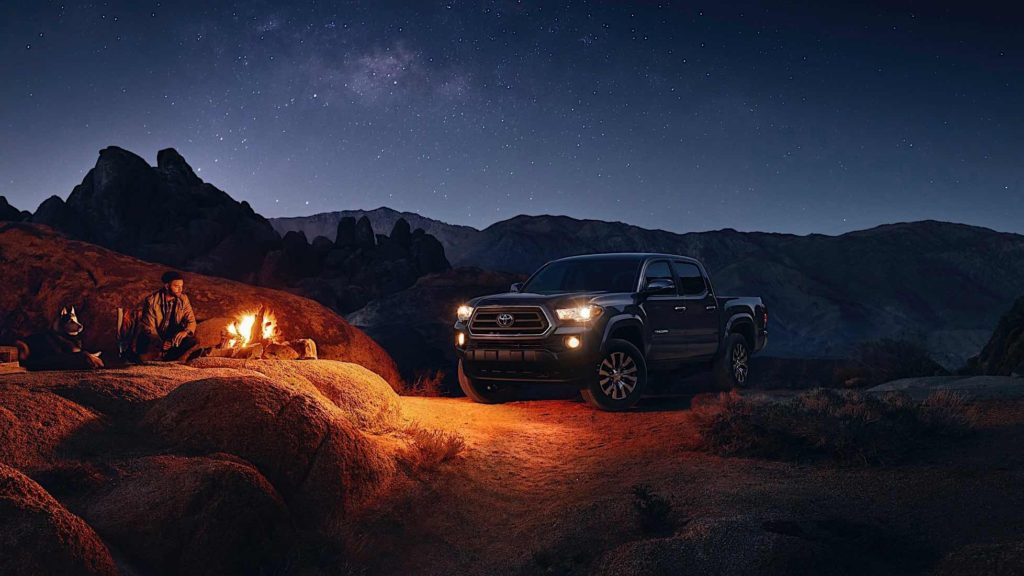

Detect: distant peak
156,148,200,185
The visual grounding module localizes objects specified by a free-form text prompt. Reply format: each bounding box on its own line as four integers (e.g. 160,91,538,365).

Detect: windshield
522,258,643,294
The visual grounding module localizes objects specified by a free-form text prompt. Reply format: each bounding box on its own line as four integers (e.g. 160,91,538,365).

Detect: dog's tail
15,340,29,362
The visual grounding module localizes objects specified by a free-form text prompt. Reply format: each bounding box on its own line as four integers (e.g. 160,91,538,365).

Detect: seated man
138,271,198,361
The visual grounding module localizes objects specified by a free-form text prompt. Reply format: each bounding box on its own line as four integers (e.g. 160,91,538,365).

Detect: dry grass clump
692,389,977,465
403,369,446,397
631,484,676,536
398,424,466,476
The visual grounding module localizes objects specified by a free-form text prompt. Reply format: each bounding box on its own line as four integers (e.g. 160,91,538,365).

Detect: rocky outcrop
0,463,118,576
0,222,402,386
31,146,280,283
0,196,29,221
969,294,1024,376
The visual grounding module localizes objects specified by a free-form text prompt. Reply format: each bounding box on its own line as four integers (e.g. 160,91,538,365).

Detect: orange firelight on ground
226,310,277,348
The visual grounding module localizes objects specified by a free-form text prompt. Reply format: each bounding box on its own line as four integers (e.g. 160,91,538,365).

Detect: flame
225,309,277,348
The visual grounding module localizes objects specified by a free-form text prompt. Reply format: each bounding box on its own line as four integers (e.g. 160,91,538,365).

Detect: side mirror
641,278,675,296
510,282,522,293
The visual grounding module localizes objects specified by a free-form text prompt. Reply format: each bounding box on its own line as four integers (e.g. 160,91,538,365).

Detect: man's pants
137,333,199,361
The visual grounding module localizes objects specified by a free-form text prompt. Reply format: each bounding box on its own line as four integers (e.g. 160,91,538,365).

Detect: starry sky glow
1,1,1021,234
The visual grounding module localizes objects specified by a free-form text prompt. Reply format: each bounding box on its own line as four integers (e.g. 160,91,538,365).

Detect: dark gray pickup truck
453,253,767,410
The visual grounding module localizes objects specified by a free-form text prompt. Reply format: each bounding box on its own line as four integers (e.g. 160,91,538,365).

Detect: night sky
2,1,1021,235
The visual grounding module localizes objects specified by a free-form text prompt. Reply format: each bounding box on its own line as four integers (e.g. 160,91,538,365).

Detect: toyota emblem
496,313,515,327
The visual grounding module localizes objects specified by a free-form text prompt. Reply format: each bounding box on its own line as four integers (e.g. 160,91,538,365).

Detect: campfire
226,307,277,349
210,304,317,360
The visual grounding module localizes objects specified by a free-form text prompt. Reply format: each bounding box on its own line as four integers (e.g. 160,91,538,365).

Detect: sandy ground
349,387,1024,575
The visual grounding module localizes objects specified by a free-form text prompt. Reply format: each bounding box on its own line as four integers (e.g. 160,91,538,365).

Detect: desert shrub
631,484,675,536
398,424,465,476
403,369,446,397
692,389,977,465
835,338,947,387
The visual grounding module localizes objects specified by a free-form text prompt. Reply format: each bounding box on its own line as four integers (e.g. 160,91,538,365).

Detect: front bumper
454,322,601,383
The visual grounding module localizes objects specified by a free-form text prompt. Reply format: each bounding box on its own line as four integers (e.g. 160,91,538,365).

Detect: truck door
673,260,719,360
640,259,687,365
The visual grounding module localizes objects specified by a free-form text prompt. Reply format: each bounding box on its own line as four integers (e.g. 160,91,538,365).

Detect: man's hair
161,271,184,284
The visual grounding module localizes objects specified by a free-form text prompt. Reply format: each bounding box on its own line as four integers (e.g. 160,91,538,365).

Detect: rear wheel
458,359,516,404
581,339,647,411
714,333,751,389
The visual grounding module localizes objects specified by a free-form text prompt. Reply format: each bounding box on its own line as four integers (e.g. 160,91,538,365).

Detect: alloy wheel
598,351,639,400
732,343,748,384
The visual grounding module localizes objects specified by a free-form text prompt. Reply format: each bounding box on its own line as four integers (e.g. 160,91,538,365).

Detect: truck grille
469,306,550,336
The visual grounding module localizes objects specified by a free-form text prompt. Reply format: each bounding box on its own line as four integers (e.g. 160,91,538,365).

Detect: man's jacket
140,290,197,341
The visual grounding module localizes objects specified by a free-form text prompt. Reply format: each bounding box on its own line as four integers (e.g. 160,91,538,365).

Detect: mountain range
275,210,1024,368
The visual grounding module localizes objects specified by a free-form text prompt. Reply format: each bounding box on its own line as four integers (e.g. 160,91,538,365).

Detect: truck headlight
556,305,603,322
456,305,474,322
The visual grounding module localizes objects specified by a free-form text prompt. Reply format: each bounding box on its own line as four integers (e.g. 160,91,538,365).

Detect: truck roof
552,252,701,265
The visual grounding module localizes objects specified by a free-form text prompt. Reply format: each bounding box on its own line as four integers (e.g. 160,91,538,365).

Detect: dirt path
351,393,1024,576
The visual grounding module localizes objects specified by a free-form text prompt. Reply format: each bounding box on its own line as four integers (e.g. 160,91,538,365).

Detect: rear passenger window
673,262,707,296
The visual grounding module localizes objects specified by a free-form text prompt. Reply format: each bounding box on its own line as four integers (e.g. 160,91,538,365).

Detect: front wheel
580,339,648,411
458,359,516,404
714,333,751,389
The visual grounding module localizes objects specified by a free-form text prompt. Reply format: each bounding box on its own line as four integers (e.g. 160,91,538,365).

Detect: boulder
0,383,102,473
355,215,376,248
188,358,402,428
410,233,450,274
335,216,357,247
0,463,118,576
142,374,397,533
79,454,291,576
390,217,412,247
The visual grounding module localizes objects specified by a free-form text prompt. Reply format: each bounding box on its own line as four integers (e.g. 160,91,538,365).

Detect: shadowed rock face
346,267,525,390
0,196,29,222
31,147,280,283
970,294,1024,376
0,222,402,387
0,463,118,576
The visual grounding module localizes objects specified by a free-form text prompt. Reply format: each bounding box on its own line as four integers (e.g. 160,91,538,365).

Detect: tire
580,339,648,411
714,333,751,390
458,359,516,404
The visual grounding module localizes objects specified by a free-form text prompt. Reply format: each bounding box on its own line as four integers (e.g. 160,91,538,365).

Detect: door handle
653,329,669,334
706,305,717,311
674,306,687,311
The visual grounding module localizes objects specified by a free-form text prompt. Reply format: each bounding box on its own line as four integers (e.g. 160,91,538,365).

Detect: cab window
673,261,707,296
643,260,674,288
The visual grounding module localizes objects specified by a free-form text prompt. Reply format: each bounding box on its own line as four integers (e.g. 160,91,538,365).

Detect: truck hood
471,291,609,309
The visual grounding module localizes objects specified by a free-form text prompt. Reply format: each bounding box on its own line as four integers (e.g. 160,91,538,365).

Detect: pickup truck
453,253,767,410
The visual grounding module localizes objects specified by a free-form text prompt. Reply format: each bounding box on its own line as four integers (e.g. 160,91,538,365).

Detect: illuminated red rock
142,372,398,534
0,463,118,576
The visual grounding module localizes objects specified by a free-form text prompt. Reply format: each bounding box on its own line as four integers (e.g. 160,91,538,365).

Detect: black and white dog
16,306,104,370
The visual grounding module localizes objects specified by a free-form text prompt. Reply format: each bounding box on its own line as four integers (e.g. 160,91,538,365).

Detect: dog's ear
70,305,76,315
60,306,67,316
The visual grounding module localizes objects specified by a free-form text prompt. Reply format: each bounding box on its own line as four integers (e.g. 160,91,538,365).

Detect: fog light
456,332,466,346
565,336,581,349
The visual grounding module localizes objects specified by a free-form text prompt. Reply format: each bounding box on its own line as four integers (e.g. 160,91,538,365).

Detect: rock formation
969,294,1024,376
0,222,402,386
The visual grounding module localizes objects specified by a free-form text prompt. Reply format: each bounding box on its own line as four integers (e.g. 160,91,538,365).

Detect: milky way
1,1,1021,234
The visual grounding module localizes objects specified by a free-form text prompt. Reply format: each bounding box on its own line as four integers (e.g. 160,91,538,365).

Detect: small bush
631,484,675,536
404,369,446,397
398,424,465,476
692,389,977,465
